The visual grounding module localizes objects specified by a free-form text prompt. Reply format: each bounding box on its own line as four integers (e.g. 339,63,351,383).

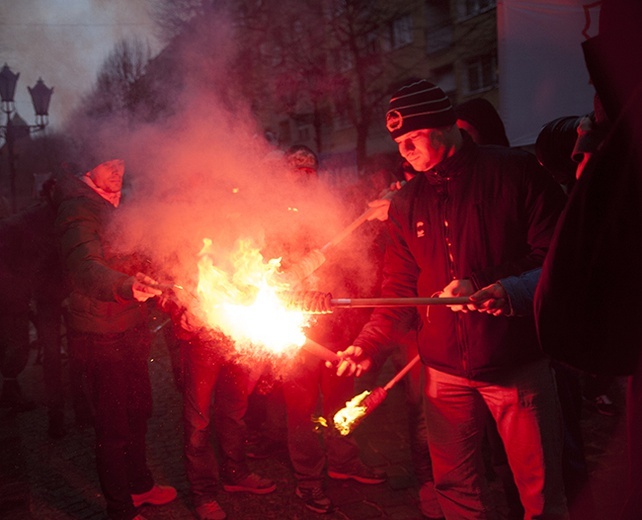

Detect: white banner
497,0,602,146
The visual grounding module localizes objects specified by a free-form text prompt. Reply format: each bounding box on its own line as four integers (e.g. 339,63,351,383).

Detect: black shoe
295,486,333,514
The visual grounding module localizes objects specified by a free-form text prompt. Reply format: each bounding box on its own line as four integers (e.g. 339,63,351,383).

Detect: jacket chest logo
416,221,425,238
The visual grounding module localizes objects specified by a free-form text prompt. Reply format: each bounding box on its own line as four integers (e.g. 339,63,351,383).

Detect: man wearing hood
534,1,642,518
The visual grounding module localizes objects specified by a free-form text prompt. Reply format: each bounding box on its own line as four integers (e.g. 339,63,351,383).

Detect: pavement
0,326,631,520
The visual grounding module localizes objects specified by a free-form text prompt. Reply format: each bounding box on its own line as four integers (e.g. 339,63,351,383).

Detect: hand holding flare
127,272,163,302
280,183,406,286
333,354,421,435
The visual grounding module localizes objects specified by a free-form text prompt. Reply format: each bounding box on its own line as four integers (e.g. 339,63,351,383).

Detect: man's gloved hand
468,282,510,316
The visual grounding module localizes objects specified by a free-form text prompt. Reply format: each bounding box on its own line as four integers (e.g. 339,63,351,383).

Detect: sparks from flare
193,238,311,358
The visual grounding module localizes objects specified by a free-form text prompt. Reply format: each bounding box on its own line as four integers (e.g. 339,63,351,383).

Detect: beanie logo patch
386,110,403,133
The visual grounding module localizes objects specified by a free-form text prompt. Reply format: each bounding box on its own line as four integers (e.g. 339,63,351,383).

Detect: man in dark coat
333,79,568,519
54,158,176,520
0,193,57,413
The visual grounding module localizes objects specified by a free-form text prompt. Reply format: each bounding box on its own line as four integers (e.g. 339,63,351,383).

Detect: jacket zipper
441,178,469,374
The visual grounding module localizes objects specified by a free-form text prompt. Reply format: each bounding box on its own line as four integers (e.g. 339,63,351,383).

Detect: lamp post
0,63,53,213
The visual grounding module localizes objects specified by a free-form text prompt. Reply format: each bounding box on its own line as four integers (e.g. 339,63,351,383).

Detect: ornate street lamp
0,63,19,111
0,63,53,213
28,78,54,129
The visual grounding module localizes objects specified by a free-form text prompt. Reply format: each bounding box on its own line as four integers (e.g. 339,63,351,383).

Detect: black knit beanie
386,79,456,139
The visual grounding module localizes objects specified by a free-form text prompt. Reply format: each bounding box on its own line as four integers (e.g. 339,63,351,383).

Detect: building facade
237,0,499,172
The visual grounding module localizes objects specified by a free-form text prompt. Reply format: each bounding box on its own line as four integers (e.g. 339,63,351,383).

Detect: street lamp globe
0,63,20,112
28,78,54,128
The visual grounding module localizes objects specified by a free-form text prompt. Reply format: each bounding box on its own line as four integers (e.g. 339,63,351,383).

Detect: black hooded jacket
534,0,642,375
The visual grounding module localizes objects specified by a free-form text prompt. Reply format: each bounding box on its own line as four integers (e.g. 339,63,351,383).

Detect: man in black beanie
332,79,569,519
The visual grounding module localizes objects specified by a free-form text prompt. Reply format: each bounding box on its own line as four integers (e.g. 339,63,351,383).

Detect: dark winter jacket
0,200,65,313
535,3,642,375
53,174,148,334
354,136,566,380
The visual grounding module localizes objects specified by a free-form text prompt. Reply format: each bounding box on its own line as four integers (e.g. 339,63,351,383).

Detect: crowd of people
1,1,641,519
331,3,641,520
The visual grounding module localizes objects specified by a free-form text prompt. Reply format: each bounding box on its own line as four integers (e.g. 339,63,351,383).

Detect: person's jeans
282,347,360,488
182,340,255,506
357,331,441,517
76,325,154,520
390,333,433,484
425,359,569,520
35,299,64,415
552,363,596,520
215,357,258,481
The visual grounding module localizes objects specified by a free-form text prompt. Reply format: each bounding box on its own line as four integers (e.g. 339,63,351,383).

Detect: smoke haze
1,0,388,367
69,8,383,336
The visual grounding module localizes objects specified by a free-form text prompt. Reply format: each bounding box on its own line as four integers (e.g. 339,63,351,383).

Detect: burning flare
193,238,311,358
333,355,421,435
334,389,373,436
